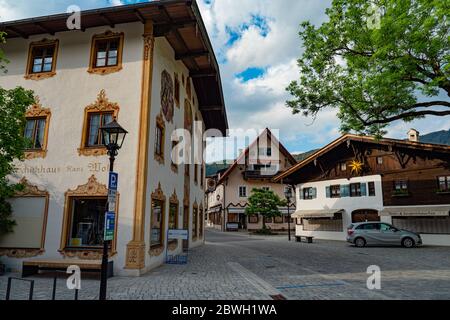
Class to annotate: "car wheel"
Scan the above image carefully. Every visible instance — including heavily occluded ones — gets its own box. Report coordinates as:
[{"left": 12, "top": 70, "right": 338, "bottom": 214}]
[
  {"left": 355, "top": 237, "right": 366, "bottom": 248},
  {"left": 402, "top": 237, "right": 415, "bottom": 248}
]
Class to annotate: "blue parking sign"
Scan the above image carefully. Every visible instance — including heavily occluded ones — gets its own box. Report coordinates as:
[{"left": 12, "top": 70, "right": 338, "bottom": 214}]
[
  {"left": 109, "top": 172, "right": 118, "bottom": 191},
  {"left": 104, "top": 212, "right": 115, "bottom": 241}
]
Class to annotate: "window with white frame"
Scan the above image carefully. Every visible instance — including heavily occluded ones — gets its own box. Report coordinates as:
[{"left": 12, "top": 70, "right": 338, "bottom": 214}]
[{"left": 239, "top": 186, "right": 247, "bottom": 198}]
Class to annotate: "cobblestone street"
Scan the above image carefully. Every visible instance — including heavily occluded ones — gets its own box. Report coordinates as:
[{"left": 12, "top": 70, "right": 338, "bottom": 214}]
[{"left": 1, "top": 228, "right": 450, "bottom": 300}]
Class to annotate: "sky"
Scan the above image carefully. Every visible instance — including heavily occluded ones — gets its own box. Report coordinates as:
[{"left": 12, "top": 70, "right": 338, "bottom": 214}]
[{"left": 1, "top": 0, "right": 449, "bottom": 162}]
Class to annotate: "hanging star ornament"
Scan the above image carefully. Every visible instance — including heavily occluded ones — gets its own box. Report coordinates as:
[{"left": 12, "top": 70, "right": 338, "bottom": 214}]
[{"left": 349, "top": 159, "right": 364, "bottom": 175}]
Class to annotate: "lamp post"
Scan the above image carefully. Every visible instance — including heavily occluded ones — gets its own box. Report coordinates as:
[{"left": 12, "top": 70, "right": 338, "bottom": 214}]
[
  {"left": 284, "top": 186, "right": 293, "bottom": 241},
  {"left": 99, "top": 118, "right": 128, "bottom": 301}
]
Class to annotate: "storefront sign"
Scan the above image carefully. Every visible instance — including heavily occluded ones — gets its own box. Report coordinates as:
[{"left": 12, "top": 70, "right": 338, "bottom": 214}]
[
  {"left": 226, "top": 223, "right": 239, "bottom": 231},
  {"left": 168, "top": 229, "right": 189, "bottom": 240}
]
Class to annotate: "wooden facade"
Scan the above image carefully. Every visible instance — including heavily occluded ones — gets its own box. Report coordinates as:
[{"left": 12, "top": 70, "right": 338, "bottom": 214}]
[{"left": 278, "top": 135, "right": 450, "bottom": 207}]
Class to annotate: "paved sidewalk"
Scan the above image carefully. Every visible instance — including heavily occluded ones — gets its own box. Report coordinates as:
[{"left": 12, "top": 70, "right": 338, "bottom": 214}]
[{"left": 1, "top": 228, "right": 450, "bottom": 300}]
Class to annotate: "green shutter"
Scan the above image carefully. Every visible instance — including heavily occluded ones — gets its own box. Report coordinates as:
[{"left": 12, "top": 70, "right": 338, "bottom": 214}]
[
  {"left": 360, "top": 183, "right": 367, "bottom": 196},
  {"left": 311, "top": 187, "right": 317, "bottom": 199},
  {"left": 299, "top": 189, "right": 304, "bottom": 199},
  {"left": 341, "top": 185, "right": 350, "bottom": 197},
  {"left": 326, "top": 186, "right": 331, "bottom": 198}
]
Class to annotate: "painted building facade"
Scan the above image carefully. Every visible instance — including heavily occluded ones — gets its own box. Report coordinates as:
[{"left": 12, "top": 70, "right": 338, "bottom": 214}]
[
  {"left": 207, "top": 129, "right": 296, "bottom": 232},
  {"left": 275, "top": 132, "right": 450, "bottom": 246},
  {"left": 0, "top": 1, "right": 228, "bottom": 276}
]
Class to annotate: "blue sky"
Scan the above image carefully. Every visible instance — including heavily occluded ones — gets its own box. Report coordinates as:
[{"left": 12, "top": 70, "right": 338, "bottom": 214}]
[{"left": 1, "top": 0, "right": 449, "bottom": 161}]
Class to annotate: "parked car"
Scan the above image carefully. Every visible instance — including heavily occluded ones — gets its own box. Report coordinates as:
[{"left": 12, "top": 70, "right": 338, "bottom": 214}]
[{"left": 347, "top": 222, "right": 422, "bottom": 248}]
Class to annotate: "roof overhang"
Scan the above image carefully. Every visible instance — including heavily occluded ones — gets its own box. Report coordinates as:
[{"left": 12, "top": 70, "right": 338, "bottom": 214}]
[
  {"left": 0, "top": 0, "right": 228, "bottom": 134},
  {"left": 274, "top": 134, "right": 450, "bottom": 183},
  {"left": 292, "top": 209, "right": 345, "bottom": 219},
  {"left": 380, "top": 206, "right": 450, "bottom": 217}
]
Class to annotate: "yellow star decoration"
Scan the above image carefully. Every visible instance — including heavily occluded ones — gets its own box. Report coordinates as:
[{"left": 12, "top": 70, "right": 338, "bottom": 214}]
[{"left": 349, "top": 159, "right": 364, "bottom": 175}]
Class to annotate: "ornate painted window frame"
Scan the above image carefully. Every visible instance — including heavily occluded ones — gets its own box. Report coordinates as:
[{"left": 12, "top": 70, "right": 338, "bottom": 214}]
[
  {"left": 168, "top": 189, "right": 179, "bottom": 250},
  {"left": 78, "top": 90, "right": 120, "bottom": 157},
  {"left": 174, "top": 73, "right": 180, "bottom": 108},
  {"left": 59, "top": 175, "right": 119, "bottom": 260},
  {"left": 25, "top": 38, "right": 59, "bottom": 81},
  {"left": 149, "top": 183, "right": 166, "bottom": 256},
  {"left": 0, "top": 178, "right": 49, "bottom": 258},
  {"left": 24, "top": 97, "right": 52, "bottom": 160},
  {"left": 88, "top": 31, "right": 124, "bottom": 75},
  {"left": 154, "top": 112, "right": 165, "bottom": 165}
]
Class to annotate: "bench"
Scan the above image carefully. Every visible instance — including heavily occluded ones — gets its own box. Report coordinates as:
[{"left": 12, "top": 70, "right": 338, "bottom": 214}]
[
  {"left": 296, "top": 235, "right": 314, "bottom": 243},
  {"left": 22, "top": 259, "right": 113, "bottom": 278}
]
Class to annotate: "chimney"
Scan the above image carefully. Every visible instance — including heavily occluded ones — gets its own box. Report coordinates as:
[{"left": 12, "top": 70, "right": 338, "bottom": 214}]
[{"left": 407, "top": 129, "right": 420, "bottom": 142}]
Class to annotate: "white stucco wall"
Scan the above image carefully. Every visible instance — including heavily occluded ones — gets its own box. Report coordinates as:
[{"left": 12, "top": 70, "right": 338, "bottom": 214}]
[
  {"left": 0, "top": 23, "right": 144, "bottom": 273},
  {"left": 0, "top": 23, "right": 209, "bottom": 274},
  {"left": 295, "top": 175, "right": 384, "bottom": 241}
]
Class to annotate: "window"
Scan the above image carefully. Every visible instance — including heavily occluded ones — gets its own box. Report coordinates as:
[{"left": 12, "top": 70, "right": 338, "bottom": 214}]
[
  {"left": 193, "top": 205, "right": 198, "bottom": 239},
  {"left": 151, "top": 199, "right": 164, "bottom": 248},
  {"left": 274, "top": 216, "right": 283, "bottom": 224},
  {"left": 249, "top": 215, "right": 259, "bottom": 223},
  {"left": 330, "top": 185, "right": 341, "bottom": 198},
  {"left": 24, "top": 118, "right": 46, "bottom": 150},
  {"left": 438, "top": 176, "right": 450, "bottom": 192},
  {"left": 168, "top": 202, "right": 178, "bottom": 230},
  {"left": 171, "top": 140, "right": 178, "bottom": 173},
  {"left": 25, "top": 39, "right": 59, "bottom": 80},
  {"left": 368, "top": 182, "right": 376, "bottom": 196},
  {"left": 194, "top": 164, "right": 198, "bottom": 184},
  {"left": 0, "top": 180, "right": 49, "bottom": 251},
  {"left": 377, "top": 157, "right": 383, "bottom": 165},
  {"left": 356, "top": 223, "right": 380, "bottom": 230},
  {"left": 67, "top": 198, "right": 108, "bottom": 248},
  {"left": 79, "top": 90, "right": 119, "bottom": 156},
  {"left": 199, "top": 207, "right": 204, "bottom": 237},
  {"left": 302, "top": 187, "right": 316, "bottom": 200},
  {"left": 350, "top": 183, "right": 361, "bottom": 197},
  {"left": 380, "top": 223, "right": 395, "bottom": 231},
  {"left": 88, "top": 31, "right": 124, "bottom": 75},
  {"left": 340, "top": 162, "right": 347, "bottom": 171},
  {"left": 200, "top": 165, "right": 204, "bottom": 188},
  {"left": 258, "top": 147, "right": 272, "bottom": 157},
  {"left": 154, "top": 113, "right": 165, "bottom": 164},
  {"left": 394, "top": 180, "right": 409, "bottom": 195},
  {"left": 239, "top": 186, "right": 247, "bottom": 198},
  {"left": 86, "top": 113, "right": 113, "bottom": 147}
]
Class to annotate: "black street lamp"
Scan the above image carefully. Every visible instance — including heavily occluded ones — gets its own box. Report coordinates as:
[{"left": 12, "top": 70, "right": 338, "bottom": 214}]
[
  {"left": 284, "top": 186, "right": 293, "bottom": 242},
  {"left": 99, "top": 118, "right": 128, "bottom": 301}
]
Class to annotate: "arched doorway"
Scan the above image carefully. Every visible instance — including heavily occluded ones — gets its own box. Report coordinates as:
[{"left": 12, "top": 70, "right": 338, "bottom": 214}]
[{"left": 352, "top": 209, "right": 380, "bottom": 223}]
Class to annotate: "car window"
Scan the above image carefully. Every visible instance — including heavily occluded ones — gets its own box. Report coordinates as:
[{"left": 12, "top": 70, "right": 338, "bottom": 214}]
[
  {"left": 358, "top": 223, "right": 379, "bottom": 230},
  {"left": 380, "top": 223, "right": 392, "bottom": 231}
]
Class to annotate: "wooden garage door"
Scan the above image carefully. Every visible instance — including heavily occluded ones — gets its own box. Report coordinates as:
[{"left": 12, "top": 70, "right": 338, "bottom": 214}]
[{"left": 352, "top": 210, "right": 380, "bottom": 223}]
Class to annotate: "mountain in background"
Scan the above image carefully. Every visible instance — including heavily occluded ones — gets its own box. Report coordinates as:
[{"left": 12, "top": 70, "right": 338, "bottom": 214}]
[{"left": 419, "top": 129, "right": 450, "bottom": 145}]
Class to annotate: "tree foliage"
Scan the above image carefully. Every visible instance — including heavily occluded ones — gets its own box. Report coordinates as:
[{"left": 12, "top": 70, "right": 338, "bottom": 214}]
[
  {"left": 0, "top": 32, "right": 35, "bottom": 235},
  {"left": 287, "top": 0, "right": 449, "bottom": 136},
  {"left": 245, "top": 188, "right": 286, "bottom": 230}
]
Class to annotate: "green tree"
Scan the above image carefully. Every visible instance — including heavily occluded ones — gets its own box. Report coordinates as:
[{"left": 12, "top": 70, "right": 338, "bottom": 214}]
[
  {"left": 0, "top": 32, "right": 35, "bottom": 235},
  {"left": 287, "top": 0, "right": 449, "bottom": 136},
  {"left": 245, "top": 188, "right": 286, "bottom": 232}
]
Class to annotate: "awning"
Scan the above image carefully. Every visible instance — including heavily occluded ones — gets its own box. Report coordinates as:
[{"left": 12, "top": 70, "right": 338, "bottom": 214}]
[
  {"left": 292, "top": 209, "right": 345, "bottom": 219},
  {"left": 228, "top": 207, "right": 246, "bottom": 214},
  {"left": 207, "top": 206, "right": 222, "bottom": 214},
  {"left": 380, "top": 206, "right": 450, "bottom": 217}
]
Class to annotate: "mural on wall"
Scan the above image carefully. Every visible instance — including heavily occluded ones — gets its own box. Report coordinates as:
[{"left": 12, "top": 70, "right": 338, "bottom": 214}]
[
  {"left": 186, "top": 77, "right": 192, "bottom": 99},
  {"left": 161, "top": 70, "right": 174, "bottom": 123},
  {"left": 184, "top": 98, "right": 193, "bottom": 133}
]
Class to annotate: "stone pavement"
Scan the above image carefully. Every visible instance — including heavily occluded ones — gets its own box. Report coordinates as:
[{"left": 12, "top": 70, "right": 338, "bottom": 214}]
[{"left": 1, "top": 228, "right": 450, "bottom": 300}]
